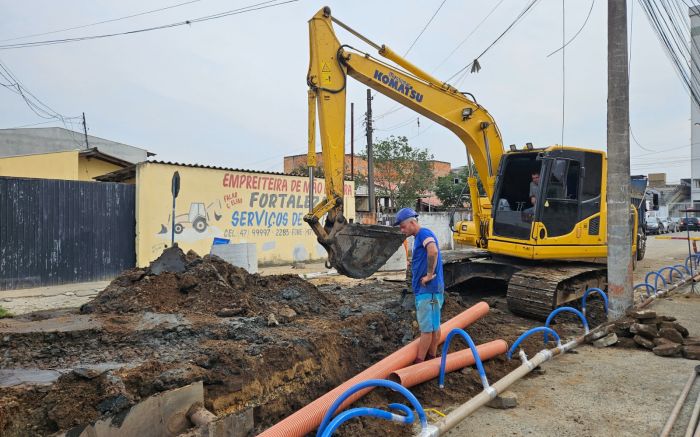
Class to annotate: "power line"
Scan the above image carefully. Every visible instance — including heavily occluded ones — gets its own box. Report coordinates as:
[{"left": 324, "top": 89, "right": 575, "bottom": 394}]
[
  {"left": 547, "top": 0, "right": 595, "bottom": 58},
  {"left": 433, "top": 0, "right": 506, "bottom": 72},
  {"left": 0, "top": 0, "right": 298, "bottom": 50},
  {"left": 0, "top": 57, "right": 84, "bottom": 147},
  {"left": 403, "top": 0, "right": 448, "bottom": 56},
  {"left": 561, "top": 0, "right": 565, "bottom": 147},
  {"left": 446, "top": 0, "right": 542, "bottom": 82},
  {"left": 6, "top": 120, "right": 61, "bottom": 129},
  {"left": 0, "top": 0, "right": 203, "bottom": 43}
]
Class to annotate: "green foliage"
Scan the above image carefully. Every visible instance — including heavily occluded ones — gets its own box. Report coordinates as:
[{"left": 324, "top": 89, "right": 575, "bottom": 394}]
[
  {"left": 434, "top": 164, "right": 484, "bottom": 208},
  {"left": 0, "top": 307, "right": 12, "bottom": 318},
  {"left": 358, "top": 136, "right": 435, "bottom": 209},
  {"left": 288, "top": 164, "right": 325, "bottom": 179}
]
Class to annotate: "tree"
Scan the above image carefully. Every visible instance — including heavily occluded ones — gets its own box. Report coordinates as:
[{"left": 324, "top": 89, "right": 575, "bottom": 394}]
[
  {"left": 357, "top": 135, "right": 435, "bottom": 210},
  {"left": 288, "top": 164, "right": 325, "bottom": 179},
  {"left": 434, "top": 163, "right": 484, "bottom": 208}
]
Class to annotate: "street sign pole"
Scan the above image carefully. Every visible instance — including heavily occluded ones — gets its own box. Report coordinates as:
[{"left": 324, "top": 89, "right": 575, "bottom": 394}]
[{"left": 171, "top": 171, "right": 180, "bottom": 247}]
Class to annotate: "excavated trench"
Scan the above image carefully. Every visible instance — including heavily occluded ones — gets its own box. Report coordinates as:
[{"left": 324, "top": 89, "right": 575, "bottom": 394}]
[{"left": 0, "top": 248, "right": 601, "bottom": 436}]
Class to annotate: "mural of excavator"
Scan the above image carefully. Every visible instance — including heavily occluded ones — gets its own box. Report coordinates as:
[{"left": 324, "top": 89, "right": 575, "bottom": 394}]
[{"left": 158, "top": 201, "right": 222, "bottom": 234}]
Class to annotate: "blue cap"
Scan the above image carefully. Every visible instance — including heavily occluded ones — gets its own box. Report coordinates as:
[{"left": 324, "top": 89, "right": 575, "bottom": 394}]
[{"left": 394, "top": 207, "right": 419, "bottom": 226}]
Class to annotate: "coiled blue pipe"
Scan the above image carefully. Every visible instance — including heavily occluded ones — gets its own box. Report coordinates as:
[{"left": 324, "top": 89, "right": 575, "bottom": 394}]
[
  {"left": 316, "top": 379, "right": 427, "bottom": 437},
  {"left": 657, "top": 266, "right": 685, "bottom": 284},
  {"left": 581, "top": 288, "right": 608, "bottom": 318},
  {"left": 438, "top": 328, "right": 489, "bottom": 390},
  {"left": 633, "top": 282, "right": 656, "bottom": 297},
  {"left": 319, "top": 404, "right": 414, "bottom": 437},
  {"left": 644, "top": 271, "right": 667, "bottom": 292},
  {"left": 674, "top": 263, "right": 691, "bottom": 276},
  {"left": 543, "top": 306, "right": 589, "bottom": 343},
  {"left": 507, "top": 326, "right": 561, "bottom": 360},
  {"left": 684, "top": 254, "right": 700, "bottom": 273}
]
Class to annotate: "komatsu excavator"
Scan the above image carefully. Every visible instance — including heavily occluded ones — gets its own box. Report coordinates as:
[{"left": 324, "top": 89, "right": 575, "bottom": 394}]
[{"left": 304, "top": 6, "right": 642, "bottom": 319}]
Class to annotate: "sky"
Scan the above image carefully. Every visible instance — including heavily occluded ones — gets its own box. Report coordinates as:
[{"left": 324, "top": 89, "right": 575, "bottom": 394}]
[{"left": 0, "top": 0, "right": 693, "bottom": 183}]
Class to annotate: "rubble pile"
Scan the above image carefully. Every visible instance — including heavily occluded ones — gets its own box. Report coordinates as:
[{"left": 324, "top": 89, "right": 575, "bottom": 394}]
[
  {"left": 81, "top": 246, "right": 334, "bottom": 318},
  {"left": 612, "top": 310, "right": 700, "bottom": 359}
]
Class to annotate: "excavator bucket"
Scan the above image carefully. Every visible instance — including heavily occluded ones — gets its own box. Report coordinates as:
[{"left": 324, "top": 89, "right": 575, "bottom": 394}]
[{"left": 324, "top": 222, "right": 406, "bottom": 278}]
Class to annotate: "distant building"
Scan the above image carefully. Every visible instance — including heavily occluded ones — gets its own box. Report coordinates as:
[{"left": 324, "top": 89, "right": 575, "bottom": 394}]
[
  {"left": 284, "top": 152, "right": 451, "bottom": 213},
  {"left": 0, "top": 127, "right": 153, "bottom": 181},
  {"left": 0, "top": 127, "right": 152, "bottom": 164},
  {"left": 0, "top": 148, "right": 134, "bottom": 182},
  {"left": 641, "top": 172, "right": 691, "bottom": 217},
  {"left": 648, "top": 172, "right": 667, "bottom": 188},
  {"left": 283, "top": 152, "right": 451, "bottom": 179}
]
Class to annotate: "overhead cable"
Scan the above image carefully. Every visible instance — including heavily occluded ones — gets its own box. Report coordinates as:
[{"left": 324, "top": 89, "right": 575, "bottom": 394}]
[{"left": 0, "top": 0, "right": 298, "bottom": 50}]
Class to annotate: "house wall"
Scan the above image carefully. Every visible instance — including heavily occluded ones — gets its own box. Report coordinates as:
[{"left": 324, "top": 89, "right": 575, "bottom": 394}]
[
  {"left": 78, "top": 156, "right": 124, "bottom": 181},
  {"left": 135, "top": 162, "right": 355, "bottom": 267},
  {"left": 0, "top": 150, "right": 78, "bottom": 180}
]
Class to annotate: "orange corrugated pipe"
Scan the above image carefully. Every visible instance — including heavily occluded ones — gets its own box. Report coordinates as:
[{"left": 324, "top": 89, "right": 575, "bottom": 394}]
[
  {"left": 257, "top": 302, "right": 490, "bottom": 437},
  {"left": 389, "top": 339, "right": 508, "bottom": 388}
]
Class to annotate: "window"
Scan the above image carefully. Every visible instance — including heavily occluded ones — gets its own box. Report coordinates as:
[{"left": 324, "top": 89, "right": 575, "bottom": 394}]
[
  {"left": 545, "top": 159, "right": 579, "bottom": 200},
  {"left": 581, "top": 153, "right": 602, "bottom": 201}
]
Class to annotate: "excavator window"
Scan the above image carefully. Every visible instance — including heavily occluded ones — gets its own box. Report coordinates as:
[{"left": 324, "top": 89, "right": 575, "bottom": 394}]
[
  {"left": 492, "top": 153, "right": 542, "bottom": 239},
  {"left": 540, "top": 158, "right": 581, "bottom": 237}
]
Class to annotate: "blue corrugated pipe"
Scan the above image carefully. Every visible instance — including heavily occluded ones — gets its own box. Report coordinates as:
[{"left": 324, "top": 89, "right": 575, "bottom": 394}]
[
  {"left": 581, "top": 288, "right": 608, "bottom": 318},
  {"left": 674, "top": 263, "right": 691, "bottom": 276},
  {"left": 320, "top": 404, "right": 413, "bottom": 437},
  {"left": 316, "top": 379, "right": 428, "bottom": 437},
  {"left": 657, "top": 266, "right": 685, "bottom": 284},
  {"left": 543, "top": 306, "right": 589, "bottom": 344},
  {"left": 438, "top": 328, "right": 489, "bottom": 391},
  {"left": 645, "top": 271, "right": 667, "bottom": 292},
  {"left": 634, "top": 282, "right": 656, "bottom": 297},
  {"left": 507, "top": 326, "right": 562, "bottom": 360},
  {"left": 684, "top": 254, "right": 700, "bottom": 273}
]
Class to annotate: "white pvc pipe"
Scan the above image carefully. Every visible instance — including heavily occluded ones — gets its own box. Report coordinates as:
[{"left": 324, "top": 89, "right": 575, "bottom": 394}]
[
  {"left": 661, "top": 370, "right": 697, "bottom": 437},
  {"left": 687, "top": 389, "right": 700, "bottom": 437},
  {"left": 421, "top": 273, "right": 699, "bottom": 437}
]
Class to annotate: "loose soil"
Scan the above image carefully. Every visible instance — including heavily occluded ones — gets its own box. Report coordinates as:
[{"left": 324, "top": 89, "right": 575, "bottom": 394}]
[{"left": 0, "top": 247, "right": 604, "bottom": 436}]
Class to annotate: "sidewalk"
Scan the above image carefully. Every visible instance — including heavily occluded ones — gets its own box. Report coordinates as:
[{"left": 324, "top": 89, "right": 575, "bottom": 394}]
[{"left": 0, "top": 281, "right": 109, "bottom": 316}]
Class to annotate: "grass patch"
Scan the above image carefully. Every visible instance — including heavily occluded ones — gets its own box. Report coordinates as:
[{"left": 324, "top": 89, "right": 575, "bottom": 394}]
[{"left": 0, "top": 306, "right": 12, "bottom": 318}]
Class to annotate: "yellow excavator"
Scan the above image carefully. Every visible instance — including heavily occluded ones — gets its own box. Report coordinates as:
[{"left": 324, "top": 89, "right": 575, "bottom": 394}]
[{"left": 304, "top": 7, "right": 641, "bottom": 319}]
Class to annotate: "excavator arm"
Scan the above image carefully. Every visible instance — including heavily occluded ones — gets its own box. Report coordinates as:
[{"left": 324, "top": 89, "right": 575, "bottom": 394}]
[{"left": 305, "top": 6, "right": 505, "bottom": 277}]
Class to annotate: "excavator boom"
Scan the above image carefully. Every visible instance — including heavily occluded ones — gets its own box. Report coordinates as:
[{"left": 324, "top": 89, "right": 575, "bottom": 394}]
[{"left": 305, "top": 6, "right": 503, "bottom": 276}]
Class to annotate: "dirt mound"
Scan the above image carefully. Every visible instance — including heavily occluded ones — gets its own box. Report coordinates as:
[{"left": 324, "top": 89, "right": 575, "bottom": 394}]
[{"left": 81, "top": 246, "right": 335, "bottom": 317}]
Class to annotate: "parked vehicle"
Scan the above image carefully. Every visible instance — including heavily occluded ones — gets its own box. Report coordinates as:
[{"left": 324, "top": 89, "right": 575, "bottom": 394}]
[
  {"left": 680, "top": 217, "right": 700, "bottom": 231},
  {"left": 645, "top": 218, "right": 662, "bottom": 235},
  {"left": 659, "top": 218, "right": 671, "bottom": 234},
  {"left": 670, "top": 217, "right": 681, "bottom": 232}
]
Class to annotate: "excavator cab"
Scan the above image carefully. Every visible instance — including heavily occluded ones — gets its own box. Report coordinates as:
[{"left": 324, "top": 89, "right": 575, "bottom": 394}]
[{"left": 490, "top": 148, "right": 606, "bottom": 258}]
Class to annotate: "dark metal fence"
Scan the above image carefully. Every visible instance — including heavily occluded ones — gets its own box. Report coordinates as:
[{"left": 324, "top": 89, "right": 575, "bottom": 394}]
[{"left": 0, "top": 177, "right": 135, "bottom": 290}]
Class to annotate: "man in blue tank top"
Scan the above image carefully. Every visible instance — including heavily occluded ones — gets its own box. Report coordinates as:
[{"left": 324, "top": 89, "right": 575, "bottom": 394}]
[{"left": 394, "top": 207, "right": 445, "bottom": 364}]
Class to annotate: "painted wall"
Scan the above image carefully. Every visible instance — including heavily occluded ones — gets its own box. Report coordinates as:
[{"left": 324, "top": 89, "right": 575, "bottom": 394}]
[
  {"left": 78, "top": 156, "right": 123, "bottom": 181},
  {"left": 135, "top": 162, "right": 355, "bottom": 267},
  {"left": 0, "top": 150, "right": 78, "bottom": 180}
]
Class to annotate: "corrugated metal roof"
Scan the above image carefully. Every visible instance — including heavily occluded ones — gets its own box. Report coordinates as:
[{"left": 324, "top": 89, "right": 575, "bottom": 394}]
[{"left": 146, "top": 160, "right": 287, "bottom": 176}]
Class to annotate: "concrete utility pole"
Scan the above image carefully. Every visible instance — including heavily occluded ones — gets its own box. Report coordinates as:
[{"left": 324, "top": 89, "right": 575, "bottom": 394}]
[
  {"left": 607, "top": 0, "right": 633, "bottom": 320},
  {"left": 366, "top": 89, "right": 376, "bottom": 215},
  {"left": 82, "top": 112, "right": 89, "bottom": 149}
]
